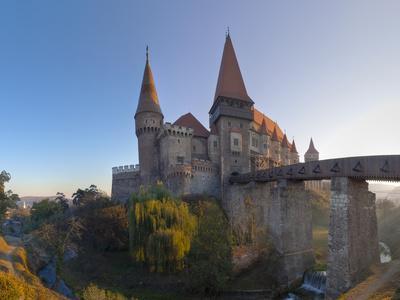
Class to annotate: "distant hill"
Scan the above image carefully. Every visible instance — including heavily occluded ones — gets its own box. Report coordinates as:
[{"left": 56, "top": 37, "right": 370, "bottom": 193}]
[
  {"left": 369, "top": 184, "right": 397, "bottom": 199},
  {"left": 387, "top": 186, "right": 400, "bottom": 205},
  {"left": 19, "top": 196, "right": 56, "bottom": 208}
]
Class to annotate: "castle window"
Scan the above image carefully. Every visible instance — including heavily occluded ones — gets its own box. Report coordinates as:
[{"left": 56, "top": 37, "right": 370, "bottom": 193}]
[
  {"left": 177, "top": 139, "right": 180, "bottom": 144},
  {"left": 240, "top": 123, "right": 243, "bottom": 128},
  {"left": 233, "top": 138, "right": 239, "bottom": 146},
  {"left": 213, "top": 140, "right": 217, "bottom": 148},
  {"left": 193, "top": 145, "right": 196, "bottom": 151},
  {"left": 228, "top": 121, "right": 231, "bottom": 127},
  {"left": 251, "top": 137, "right": 258, "bottom": 147},
  {"left": 177, "top": 156, "right": 184, "bottom": 164}
]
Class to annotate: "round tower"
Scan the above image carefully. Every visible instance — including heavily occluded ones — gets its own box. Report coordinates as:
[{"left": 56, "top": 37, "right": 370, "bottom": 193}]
[{"left": 135, "top": 48, "right": 164, "bottom": 185}]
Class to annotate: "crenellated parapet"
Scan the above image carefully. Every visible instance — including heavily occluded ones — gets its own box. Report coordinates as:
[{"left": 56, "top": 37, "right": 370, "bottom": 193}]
[
  {"left": 159, "top": 123, "right": 194, "bottom": 138},
  {"left": 166, "top": 163, "right": 192, "bottom": 178},
  {"left": 112, "top": 164, "right": 140, "bottom": 174},
  {"left": 192, "top": 159, "right": 217, "bottom": 173}
]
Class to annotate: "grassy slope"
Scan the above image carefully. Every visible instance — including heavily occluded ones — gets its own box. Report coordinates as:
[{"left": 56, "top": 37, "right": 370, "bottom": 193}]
[
  {"left": 0, "top": 235, "right": 63, "bottom": 300},
  {"left": 312, "top": 226, "right": 328, "bottom": 270}
]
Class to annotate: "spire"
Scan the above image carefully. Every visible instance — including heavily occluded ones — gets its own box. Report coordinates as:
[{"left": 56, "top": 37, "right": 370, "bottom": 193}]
[
  {"left": 259, "top": 118, "right": 268, "bottom": 135},
  {"left": 214, "top": 33, "right": 252, "bottom": 103},
  {"left": 291, "top": 139, "right": 298, "bottom": 153},
  {"left": 305, "top": 138, "right": 319, "bottom": 154},
  {"left": 271, "top": 124, "right": 279, "bottom": 142},
  {"left": 135, "top": 47, "right": 163, "bottom": 117},
  {"left": 281, "top": 134, "right": 290, "bottom": 148}
]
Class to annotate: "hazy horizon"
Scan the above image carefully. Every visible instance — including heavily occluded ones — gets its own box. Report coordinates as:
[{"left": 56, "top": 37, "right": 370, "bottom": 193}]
[{"left": 1, "top": 1, "right": 400, "bottom": 197}]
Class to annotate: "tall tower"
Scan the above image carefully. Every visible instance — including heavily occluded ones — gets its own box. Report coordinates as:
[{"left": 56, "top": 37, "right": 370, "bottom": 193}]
[
  {"left": 304, "top": 138, "right": 319, "bottom": 162},
  {"left": 209, "top": 33, "right": 254, "bottom": 189},
  {"left": 135, "top": 48, "right": 164, "bottom": 185}
]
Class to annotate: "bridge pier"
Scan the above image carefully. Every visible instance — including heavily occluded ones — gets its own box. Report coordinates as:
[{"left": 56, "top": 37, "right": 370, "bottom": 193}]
[
  {"left": 269, "top": 179, "right": 314, "bottom": 286},
  {"left": 326, "top": 177, "right": 379, "bottom": 299}
]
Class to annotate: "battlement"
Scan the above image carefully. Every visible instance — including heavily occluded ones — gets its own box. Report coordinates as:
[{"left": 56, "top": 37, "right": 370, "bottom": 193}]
[
  {"left": 192, "top": 159, "right": 216, "bottom": 173},
  {"left": 166, "top": 163, "right": 192, "bottom": 178},
  {"left": 162, "top": 123, "right": 194, "bottom": 137},
  {"left": 112, "top": 164, "right": 140, "bottom": 174}
]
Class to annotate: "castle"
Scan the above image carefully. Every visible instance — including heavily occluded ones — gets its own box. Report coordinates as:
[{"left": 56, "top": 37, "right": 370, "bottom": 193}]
[{"left": 112, "top": 34, "right": 319, "bottom": 202}]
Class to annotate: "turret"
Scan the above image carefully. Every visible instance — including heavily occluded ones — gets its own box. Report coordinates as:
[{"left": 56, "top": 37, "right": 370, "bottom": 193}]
[
  {"left": 281, "top": 133, "right": 290, "bottom": 165},
  {"left": 304, "top": 138, "right": 319, "bottom": 162},
  {"left": 259, "top": 119, "right": 270, "bottom": 156},
  {"left": 290, "top": 139, "right": 299, "bottom": 164},
  {"left": 135, "top": 47, "right": 164, "bottom": 185},
  {"left": 271, "top": 124, "right": 281, "bottom": 166}
]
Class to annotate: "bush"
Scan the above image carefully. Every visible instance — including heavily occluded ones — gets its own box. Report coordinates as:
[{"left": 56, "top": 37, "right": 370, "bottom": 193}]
[
  {"left": 30, "top": 199, "right": 64, "bottom": 228},
  {"left": 187, "top": 199, "right": 233, "bottom": 294},
  {"left": 82, "top": 283, "right": 129, "bottom": 300}
]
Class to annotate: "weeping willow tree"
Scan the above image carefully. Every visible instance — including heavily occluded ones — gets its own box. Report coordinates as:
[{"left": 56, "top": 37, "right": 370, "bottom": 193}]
[{"left": 129, "top": 184, "right": 196, "bottom": 272}]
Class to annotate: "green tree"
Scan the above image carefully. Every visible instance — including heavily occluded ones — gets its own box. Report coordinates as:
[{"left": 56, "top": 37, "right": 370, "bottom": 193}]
[
  {"left": 0, "top": 170, "right": 11, "bottom": 194},
  {"left": 129, "top": 184, "right": 196, "bottom": 272},
  {"left": 187, "top": 199, "right": 233, "bottom": 294},
  {"left": 55, "top": 192, "right": 69, "bottom": 212},
  {"left": 30, "top": 199, "right": 64, "bottom": 226},
  {"left": 0, "top": 171, "right": 19, "bottom": 218},
  {"left": 72, "top": 185, "right": 104, "bottom": 206}
]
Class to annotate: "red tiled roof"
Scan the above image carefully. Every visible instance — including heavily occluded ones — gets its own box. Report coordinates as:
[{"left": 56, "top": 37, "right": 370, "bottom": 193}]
[
  {"left": 281, "top": 134, "right": 290, "bottom": 148},
  {"left": 214, "top": 34, "right": 252, "bottom": 102},
  {"left": 253, "top": 108, "right": 284, "bottom": 141},
  {"left": 174, "top": 113, "right": 210, "bottom": 138},
  {"left": 135, "top": 54, "right": 163, "bottom": 117}
]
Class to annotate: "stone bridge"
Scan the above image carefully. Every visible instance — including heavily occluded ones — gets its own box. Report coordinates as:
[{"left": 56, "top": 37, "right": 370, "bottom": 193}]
[{"left": 225, "top": 155, "right": 400, "bottom": 299}]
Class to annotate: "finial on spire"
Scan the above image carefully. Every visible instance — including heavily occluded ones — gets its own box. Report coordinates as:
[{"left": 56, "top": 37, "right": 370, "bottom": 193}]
[
  {"left": 226, "top": 26, "right": 230, "bottom": 37},
  {"left": 146, "top": 45, "right": 149, "bottom": 62}
]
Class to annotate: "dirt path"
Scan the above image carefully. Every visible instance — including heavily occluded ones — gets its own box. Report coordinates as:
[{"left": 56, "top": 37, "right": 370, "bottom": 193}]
[
  {"left": 342, "top": 260, "right": 400, "bottom": 299},
  {"left": 0, "top": 235, "right": 22, "bottom": 275}
]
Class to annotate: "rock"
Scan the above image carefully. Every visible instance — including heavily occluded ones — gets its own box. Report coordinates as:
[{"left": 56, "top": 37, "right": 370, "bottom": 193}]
[
  {"left": 23, "top": 234, "right": 52, "bottom": 273},
  {"left": 1, "top": 219, "right": 22, "bottom": 237},
  {"left": 38, "top": 259, "right": 57, "bottom": 288},
  {"left": 55, "top": 279, "right": 74, "bottom": 299},
  {"left": 63, "top": 246, "right": 78, "bottom": 262}
]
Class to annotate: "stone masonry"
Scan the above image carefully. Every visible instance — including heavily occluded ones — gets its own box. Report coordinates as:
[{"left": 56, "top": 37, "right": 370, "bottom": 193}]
[
  {"left": 111, "top": 34, "right": 303, "bottom": 202},
  {"left": 326, "top": 177, "right": 379, "bottom": 299},
  {"left": 224, "top": 179, "right": 314, "bottom": 287}
]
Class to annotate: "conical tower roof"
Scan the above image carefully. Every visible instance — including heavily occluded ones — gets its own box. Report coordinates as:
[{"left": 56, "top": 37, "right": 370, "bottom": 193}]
[
  {"left": 305, "top": 138, "right": 319, "bottom": 155},
  {"left": 259, "top": 118, "right": 268, "bottom": 135},
  {"left": 214, "top": 33, "right": 252, "bottom": 103},
  {"left": 291, "top": 139, "right": 298, "bottom": 153},
  {"left": 271, "top": 124, "right": 279, "bottom": 142},
  {"left": 135, "top": 48, "right": 163, "bottom": 117},
  {"left": 281, "top": 134, "right": 290, "bottom": 148}
]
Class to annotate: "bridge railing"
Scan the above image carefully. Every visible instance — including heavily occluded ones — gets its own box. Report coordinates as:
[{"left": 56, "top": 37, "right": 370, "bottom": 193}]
[{"left": 230, "top": 155, "right": 400, "bottom": 184}]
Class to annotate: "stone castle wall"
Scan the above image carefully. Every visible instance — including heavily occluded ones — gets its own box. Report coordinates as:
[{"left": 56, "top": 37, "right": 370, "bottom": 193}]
[
  {"left": 111, "top": 170, "right": 141, "bottom": 203},
  {"left": 224, "top": 179, "right": 314, "bottom": 286}
]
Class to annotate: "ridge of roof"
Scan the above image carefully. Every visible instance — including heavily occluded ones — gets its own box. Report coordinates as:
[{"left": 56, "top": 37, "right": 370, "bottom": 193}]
[{"left": 174, "top": 113, "right": 210, "bottom": 138}]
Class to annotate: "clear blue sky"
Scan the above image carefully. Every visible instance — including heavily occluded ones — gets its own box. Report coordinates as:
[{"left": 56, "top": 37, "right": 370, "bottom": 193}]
[{"left": 1, "top": 1, "right": 400, "bottom": 197}]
